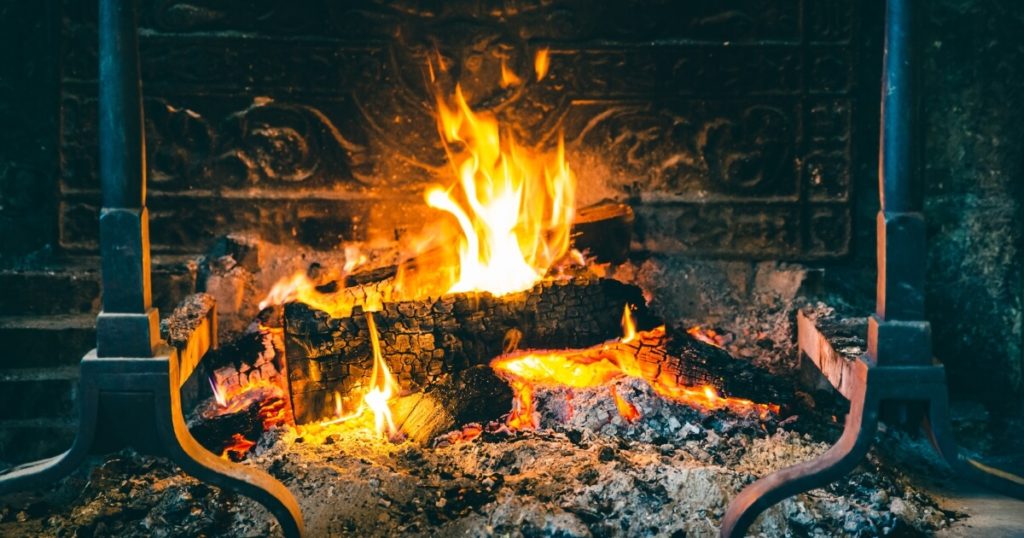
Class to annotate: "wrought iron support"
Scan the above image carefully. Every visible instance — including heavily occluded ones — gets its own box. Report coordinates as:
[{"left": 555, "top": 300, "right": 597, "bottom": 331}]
[
  {"left": 0, "top": 0, "right": 304, "bottom": 535},
  {"left": 720, "top": 0, "right": 1023, "bottom": 535}
]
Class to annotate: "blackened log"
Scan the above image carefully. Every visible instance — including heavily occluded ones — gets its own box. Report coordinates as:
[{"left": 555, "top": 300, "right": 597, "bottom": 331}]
[
  {"left": 494, "top": 325, "right": 792, "bottom": 409},
  {"left": 187, "top": 400, "right": 263, "bottom": 456},
  {"left": 571, "top": 202, "right": 634, "bottom": 264},
  {"left": 284, "top": 276, "right": 652, "bottom": 423},
  {"left": 391, "top": 365, "right": 513, "bottom": 445}
]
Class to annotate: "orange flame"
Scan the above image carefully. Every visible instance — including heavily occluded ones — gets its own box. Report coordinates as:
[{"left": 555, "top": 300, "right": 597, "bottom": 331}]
[
  {"left": 500, "top": 58, "right": 522, "bottom": 88},
  {"left": 610, "top": 385, "right": 641, "bottom": 422},
  {"left": 492, "top": 307, "right": 778, "bottom": 429},
  {"left": 534, "top": 48, "right": 550, "bottom": 81},
  {"left": 426, "top": 84, "right": 576, "bottom": 297}
]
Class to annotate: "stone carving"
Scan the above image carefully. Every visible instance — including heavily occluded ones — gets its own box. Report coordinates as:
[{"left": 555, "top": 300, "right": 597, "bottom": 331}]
[{"left": 58, "top": 0, "right": 862, "bottom": 259}]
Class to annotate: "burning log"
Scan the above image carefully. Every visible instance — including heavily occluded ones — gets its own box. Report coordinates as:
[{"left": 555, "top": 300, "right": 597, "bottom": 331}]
[
  {"left": 187, "top": 398, "right": 264, "bottom": 460},
  {"left": 491, "top": 324, "right": 788, "bottom": 429},
  {"left": 391, "top": 365, "right": 513, "bottom": 445},
  {"left": 284, "top": 275, "right": 651, "bottom": 423}
]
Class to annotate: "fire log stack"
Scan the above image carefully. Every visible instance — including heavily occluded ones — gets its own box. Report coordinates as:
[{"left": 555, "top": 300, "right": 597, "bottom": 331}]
[{"left": 284, "top": 274, "right": 650, "bottom": 423}]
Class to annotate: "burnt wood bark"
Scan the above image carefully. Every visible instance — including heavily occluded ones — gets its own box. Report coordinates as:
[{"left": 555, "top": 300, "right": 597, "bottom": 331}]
[
  {"left": 186, "top": 400, "right": 264, "bottom": 457},
  {"left": 391, "top": 365, "right": 513, "bottom": 445},
  {"left": 284, "top": 276, "right": 651, "bottom": 423}
]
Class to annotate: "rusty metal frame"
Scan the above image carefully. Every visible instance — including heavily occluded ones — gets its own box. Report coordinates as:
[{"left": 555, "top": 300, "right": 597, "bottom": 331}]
[
  {"left": 0, "top": 0, "right": 304, "bottom": 535},
  {"left": 720, "top": 0, "right": 1024, "bottom": 535}
]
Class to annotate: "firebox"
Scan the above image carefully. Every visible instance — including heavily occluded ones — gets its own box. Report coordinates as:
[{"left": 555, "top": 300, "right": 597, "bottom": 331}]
[{"left": 1, "top": 1, "right": 1023, "bottom": 537}]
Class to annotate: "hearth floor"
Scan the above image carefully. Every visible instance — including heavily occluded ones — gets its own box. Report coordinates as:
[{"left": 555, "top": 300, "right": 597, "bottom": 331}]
[{"left": 0, "top": 379, "right": 959, "bottom": 537}]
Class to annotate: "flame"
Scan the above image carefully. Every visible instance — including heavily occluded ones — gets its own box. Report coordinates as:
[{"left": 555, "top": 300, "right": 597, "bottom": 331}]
[
  {"left": 492, "top": 307, "right": 778, "bottom": 429},
  {"left": 209, "top": 376, "right": 227, "bottom": 407},
  {"left": 426, "top": 84, "right": 576, "bottom": 297},
  {"left": 364, "top": 311, "right": 400, "bottom": 437},
  {"left": 610, "top": 385, "right": 640, "bottom": 422},
  {"left": 621, "top": 304, "right": 636, "bottom": 344},
  {"left": 500, "top": 58, "right": 522, "bottom": 88},
  {"left": 258, "top": 244, "right": 371, "bottom": 317},
  {"left": 534, "top": 48, "right": 550, "bottom": 81},
  {"left": 317, "top": 311, "right": 401, "bottom": 439}
]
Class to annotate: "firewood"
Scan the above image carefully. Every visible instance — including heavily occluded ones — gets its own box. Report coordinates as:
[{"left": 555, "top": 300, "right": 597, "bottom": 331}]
[
  {"left": 187, "top": 399, "right": 264, "bottom": 456},
  {"left": 283, "top": 275, "right": 652, "bottom": 423},
  {"left": 390, "top": 365, "right": 513, "bottom": 445},
  {"left": 493, "top": 325, "right": 792, "bottom": 408},
  {"left": 571, "top": 201, "right": 634, "bottom": 263}
]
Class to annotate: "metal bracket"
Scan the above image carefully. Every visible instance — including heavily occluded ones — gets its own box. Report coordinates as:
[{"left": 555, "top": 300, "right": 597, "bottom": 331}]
[
  {"left": 0, "top": 349, "right": 305, "bottom": 537},
  {"left": 720, "top": 356, "right": 1024, "bottom": 537}
]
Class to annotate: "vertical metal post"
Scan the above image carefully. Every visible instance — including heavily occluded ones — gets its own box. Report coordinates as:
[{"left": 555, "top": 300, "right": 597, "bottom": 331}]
[
  {"left": 868, "top": 0, "right": 932, "bottom": 366},
  {"left": 96, "top": 0, "right": 159, "bottom": 357}
]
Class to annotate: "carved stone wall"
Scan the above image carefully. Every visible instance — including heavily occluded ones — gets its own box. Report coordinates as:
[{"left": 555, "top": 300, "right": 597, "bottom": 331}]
[{"left": 58, "top": 0, "right": 871, "bottom": 259}]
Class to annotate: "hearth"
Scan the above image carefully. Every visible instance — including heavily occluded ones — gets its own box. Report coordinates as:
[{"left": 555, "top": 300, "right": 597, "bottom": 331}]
[{"left": 1, "top": 1, "right": 1023, "bottom": 537}]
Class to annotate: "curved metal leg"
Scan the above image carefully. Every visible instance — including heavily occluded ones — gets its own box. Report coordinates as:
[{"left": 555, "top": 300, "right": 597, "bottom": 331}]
[
  {"left": 157, "top": 351, "right": 305, "bottom": 538},
  {"left": 720, "top": 380, "right": 879, "bottom": 537},
  {"left": 0, "top": 351, "right": 305, "bottom": 537}
]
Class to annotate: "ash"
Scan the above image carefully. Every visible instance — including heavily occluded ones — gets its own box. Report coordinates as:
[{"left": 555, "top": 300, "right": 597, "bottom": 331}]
[{"left": 0, "top": 378, "right": 954, "bottom": 537}]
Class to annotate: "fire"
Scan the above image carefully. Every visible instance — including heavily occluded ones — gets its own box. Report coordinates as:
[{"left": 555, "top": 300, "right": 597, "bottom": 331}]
[
  {"left": 363, "top": 311, "right": 400, "bottom": 437},
  {"left": 209, "top": 376, "right": 227, "bottom": 407},
  {"left": 534, "top": 48, "right": 550, "bottom": 81},
  {"left": 426, "top": 84, "right": 576, "bottom": 297},
  {"left": 317, "top": 311, "right": 401, "bottom": 439},
  {"left": 610, "top": 385, "right": 640, "bottom": 422},
  {"left": 221, "top": 433, "right": 256, "bottom": 461},
  {"left": 621, "top": 304, "right": 636, "bottom": 344},
  {"left": 491, "top": 306, "right": 778, "bottom": 429}
]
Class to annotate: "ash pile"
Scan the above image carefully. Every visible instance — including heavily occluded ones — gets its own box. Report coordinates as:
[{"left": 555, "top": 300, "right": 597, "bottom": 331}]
[{"left": 0, "top": 378, "right": 956, "bottom": 537}]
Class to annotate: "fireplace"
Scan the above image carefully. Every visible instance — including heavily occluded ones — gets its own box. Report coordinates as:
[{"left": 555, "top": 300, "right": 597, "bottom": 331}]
[{"left": 1, "top": 1, "right": 1023, "bottom": 537}]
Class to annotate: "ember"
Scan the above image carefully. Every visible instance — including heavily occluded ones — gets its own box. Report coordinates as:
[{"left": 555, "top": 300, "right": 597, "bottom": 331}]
[{"left": 491, "top": 307, "right": 778, "bottom": 430}]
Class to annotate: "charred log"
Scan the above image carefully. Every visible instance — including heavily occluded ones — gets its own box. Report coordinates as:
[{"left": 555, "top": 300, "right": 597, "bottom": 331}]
[
  {"left": 571, "top": 202, "right": 634, "bottom": 264},
  {"left": 284, "top": 276, "right": 651, "bottom": 423},
  {"left": 391, "top": 365, "right": 513, "bottom": 445},
  {"left": 187, "top": 399, "right": 264, "bottom": 458}
]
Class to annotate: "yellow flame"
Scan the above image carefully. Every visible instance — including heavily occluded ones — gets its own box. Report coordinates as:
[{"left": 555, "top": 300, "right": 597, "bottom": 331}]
[
  {"left": 364, "top": 311, "right": 399, "bottom": 437},
  {"left": 621, "top": 304, "right": 637, "bottom": 344},
  {"left": 500, "top": 58, "right": 522, "bottom": 88},
  {"left": 428, "top": 84, "right": 576, "bottom": 296},
  {"left": 534, "top": 48, "right": 550, "bottom": 81}
]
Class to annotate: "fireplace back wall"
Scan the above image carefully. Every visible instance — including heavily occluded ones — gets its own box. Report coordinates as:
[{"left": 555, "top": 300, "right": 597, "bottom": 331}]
[{"left": 56, "top": 0, "right": 869, "bottom": 259}]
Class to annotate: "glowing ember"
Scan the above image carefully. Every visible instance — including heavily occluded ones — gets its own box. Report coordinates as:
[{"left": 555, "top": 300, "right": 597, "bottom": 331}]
[
  {"left": 687, "top": 326, "right": 726, "bottom": 348},
  {"left": 425, "top": 82, "right": 576, "bottom": 297},
  {"left": 491, "top": 306, "right": 778, "bottom": 429},
  {"left": 221, "top": 433, "right": 256, "bottom": 461},
  {"left": 610, "top": 385, "right": 641, "bottom": 422}
]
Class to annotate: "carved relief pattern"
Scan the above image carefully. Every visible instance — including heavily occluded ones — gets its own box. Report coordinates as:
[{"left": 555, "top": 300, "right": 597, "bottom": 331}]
[{"left": 58, "top": 0, "right": 860, "bottom": 258}]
